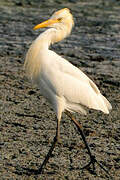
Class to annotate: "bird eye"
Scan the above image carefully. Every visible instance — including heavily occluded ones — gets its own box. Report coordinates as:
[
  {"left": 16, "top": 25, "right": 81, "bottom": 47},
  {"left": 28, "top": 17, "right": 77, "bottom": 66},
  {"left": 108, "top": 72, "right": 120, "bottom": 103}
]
[{"left": 58, "top": 17, "right": 62, "bottom": 21}]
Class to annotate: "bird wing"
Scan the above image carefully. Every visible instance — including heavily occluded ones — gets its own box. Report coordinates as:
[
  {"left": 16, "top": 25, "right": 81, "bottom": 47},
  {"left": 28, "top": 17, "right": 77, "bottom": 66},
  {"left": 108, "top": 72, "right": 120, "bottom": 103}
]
[{"left": 39, "top": 51, "right": 111, "bottom": 114}]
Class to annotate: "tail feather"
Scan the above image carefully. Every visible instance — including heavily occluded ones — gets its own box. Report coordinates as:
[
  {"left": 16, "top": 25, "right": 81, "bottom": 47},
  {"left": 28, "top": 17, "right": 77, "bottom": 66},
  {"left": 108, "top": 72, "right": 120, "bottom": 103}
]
[
  {"left": 66, "top": 93, "right": 112, "bottom": 115},
  {"left": 91, "top": 93, "right": 112, "bottom": 114},
  {"left": 100, "top": 94, "right": 112, "bottom": 111}
]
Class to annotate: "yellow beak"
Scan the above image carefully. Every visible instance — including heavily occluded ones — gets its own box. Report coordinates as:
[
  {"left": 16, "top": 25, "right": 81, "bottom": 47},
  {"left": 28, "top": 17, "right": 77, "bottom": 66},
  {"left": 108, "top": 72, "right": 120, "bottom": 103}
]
[{"left": 33, "top": 19, "right": 59, "bottom": 30}]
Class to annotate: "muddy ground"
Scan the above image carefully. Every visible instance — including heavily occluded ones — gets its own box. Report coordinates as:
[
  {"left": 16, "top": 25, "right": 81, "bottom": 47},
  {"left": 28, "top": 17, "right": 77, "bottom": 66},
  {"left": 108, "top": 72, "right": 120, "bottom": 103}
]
[{"left": 0, "top": 0, "right": 120, "bottom": 179}]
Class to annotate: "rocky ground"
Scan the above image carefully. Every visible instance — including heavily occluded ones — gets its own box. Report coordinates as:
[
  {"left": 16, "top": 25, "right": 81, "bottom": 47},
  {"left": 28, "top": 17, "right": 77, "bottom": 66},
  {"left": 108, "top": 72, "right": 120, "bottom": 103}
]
[{"left": 0, "top": 0, "right": 120, "bottom": 179}]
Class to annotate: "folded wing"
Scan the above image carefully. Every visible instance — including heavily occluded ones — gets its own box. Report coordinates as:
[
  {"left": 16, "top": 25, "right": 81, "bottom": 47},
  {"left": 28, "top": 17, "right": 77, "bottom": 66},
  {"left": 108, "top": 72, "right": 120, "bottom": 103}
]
[{"left": 39, "top": 52, "right": 112, "bottom": 114}]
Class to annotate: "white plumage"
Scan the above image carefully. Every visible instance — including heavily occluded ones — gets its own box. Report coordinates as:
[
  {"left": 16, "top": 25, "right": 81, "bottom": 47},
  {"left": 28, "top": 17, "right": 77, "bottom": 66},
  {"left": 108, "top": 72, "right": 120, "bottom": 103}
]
[{"left": 24, "top": 8, "right": 112, "bottom": 141}]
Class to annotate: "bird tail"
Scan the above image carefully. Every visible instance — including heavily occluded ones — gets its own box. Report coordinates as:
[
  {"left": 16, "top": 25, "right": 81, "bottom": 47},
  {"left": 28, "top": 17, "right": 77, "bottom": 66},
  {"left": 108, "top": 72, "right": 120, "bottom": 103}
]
[
  {"left": 66, "top": 94, "right": 112, "bottom": 115},
  {"left": 99, "top": 94, "right": 112, "bottom": 113}
]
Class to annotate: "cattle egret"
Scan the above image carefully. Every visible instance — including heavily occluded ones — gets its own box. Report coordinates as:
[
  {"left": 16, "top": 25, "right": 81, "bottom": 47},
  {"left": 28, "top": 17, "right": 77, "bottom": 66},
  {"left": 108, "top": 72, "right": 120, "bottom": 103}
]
[{"left": 24, "top": 8, "right": 112, "bottom": 174}]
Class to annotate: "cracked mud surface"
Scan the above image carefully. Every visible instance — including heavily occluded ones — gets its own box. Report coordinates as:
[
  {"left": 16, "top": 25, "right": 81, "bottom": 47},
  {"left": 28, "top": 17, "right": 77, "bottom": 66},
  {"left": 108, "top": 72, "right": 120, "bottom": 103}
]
[{"left": 0, "top": 0, "right": 120, "bottom": 179}]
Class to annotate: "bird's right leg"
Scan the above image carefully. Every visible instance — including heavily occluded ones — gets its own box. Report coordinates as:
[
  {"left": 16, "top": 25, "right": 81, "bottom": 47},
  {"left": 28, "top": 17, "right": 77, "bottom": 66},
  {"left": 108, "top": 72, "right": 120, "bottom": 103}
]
[
  {"left": 38, "top": 135, "right": 57, "bottom": 174},
  {"left": 56, "top": 118, "right": 62, "bottom": 143},
  {"left": 38, "top": 117, "right": 61, "bottom": 174}
]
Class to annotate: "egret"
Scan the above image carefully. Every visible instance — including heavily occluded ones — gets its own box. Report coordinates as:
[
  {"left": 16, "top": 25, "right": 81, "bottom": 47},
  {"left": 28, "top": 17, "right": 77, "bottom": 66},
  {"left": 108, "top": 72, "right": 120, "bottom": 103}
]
[{"left": 24, "top": 8, "right": 112, "bottom": 174}]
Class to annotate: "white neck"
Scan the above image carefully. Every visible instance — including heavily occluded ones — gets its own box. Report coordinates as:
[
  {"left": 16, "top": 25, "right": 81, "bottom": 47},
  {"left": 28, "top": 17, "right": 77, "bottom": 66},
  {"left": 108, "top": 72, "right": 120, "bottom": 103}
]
[
  {"left": 34, "top": 25, "right": 72, "bottom": 50},
  {"left": 24, "top": 25, "right": 73, "bottom": 81}
]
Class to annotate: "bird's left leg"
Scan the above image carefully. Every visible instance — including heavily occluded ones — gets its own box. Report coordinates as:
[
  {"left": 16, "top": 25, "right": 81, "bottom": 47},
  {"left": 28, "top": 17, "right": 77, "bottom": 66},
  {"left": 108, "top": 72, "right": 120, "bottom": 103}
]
[
  {"left": 65, "top": 111, "right": 96, "bottom": 171},
  {"left": 65, "top": 111, "right": 110, "bottom": 176}
]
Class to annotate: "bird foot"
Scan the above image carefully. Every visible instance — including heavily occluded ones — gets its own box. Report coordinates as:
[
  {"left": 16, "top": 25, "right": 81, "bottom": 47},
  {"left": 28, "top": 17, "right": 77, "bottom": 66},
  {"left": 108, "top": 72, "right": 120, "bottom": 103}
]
[
  {"left": 81, "top": 155, "right": 97, "bottom": 174},
  {"left": 81, "top": 155, "right": 112, "bottom": 178}
]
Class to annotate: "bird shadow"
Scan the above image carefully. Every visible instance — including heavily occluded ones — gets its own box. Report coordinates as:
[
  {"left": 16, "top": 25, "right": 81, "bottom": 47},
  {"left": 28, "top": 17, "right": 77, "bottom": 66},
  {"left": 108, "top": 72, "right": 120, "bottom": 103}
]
[
  {"left": 14, "top": 166, "right": 57, "bottom": 176},
  {"left": 14, "top": 166, "right": 43, "bottom": 176},
  {"left": 14, "top": 164, "right": 101, "bottom": 177}
]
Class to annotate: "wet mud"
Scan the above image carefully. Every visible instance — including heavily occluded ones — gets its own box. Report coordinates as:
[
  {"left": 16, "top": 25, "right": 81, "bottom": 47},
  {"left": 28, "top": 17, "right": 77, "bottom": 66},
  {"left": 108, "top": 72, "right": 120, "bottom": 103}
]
[{"left": 0, "top": 0, "right": 120, "bottom": 179}]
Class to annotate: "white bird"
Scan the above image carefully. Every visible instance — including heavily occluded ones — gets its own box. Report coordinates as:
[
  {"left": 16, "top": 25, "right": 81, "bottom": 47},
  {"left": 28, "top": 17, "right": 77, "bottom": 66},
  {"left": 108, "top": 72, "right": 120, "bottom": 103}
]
[{"left": 24, "top": 8, "right": 112, "bottom": 172}]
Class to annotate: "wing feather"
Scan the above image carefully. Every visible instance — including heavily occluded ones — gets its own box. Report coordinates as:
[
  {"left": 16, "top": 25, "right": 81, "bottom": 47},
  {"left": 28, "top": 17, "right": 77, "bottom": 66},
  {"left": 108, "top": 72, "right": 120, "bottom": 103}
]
[{"left": 38, "top": 51, "right": 111, "bottom": 114}]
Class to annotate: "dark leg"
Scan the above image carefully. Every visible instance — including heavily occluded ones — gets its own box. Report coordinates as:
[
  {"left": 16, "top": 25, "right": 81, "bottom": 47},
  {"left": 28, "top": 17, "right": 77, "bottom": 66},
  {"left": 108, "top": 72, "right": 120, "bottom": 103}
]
[
  {"left": 38, "top": 119, "right": 60, "bottom": 174},
  {"left": 38, "top": 135, "right": 57, "bottom": 174},
  {"left": 65, "top": 111, "right": 112, "bottom": 177},
  {"left": 65, "top": 111, "right": 96, "bottom": 170}
]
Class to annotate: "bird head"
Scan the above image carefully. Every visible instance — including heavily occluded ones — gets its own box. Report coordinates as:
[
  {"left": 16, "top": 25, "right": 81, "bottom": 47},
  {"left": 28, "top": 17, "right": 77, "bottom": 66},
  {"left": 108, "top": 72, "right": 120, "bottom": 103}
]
[{"left": 33, "top": 8, "right": 74, "bottom": 31}]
